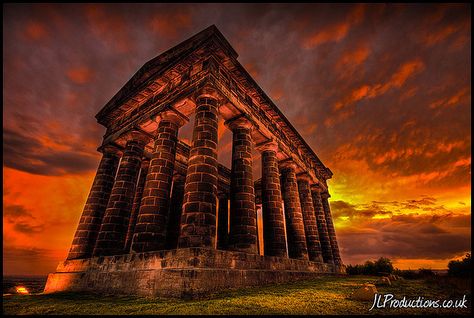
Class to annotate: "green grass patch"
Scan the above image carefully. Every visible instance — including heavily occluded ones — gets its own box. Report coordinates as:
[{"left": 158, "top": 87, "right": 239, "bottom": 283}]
[{"left": 3, "top": 275, "right": 471, "bottom": 315}]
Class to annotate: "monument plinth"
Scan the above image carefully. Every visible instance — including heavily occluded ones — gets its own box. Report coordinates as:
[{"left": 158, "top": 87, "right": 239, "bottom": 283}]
[{"left": 45, "top": 25, "right": 345, "bottom": 298}]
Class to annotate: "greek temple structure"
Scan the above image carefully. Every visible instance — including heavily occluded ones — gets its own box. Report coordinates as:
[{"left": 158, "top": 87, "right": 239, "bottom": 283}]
[{"left": 44, "top": 25, "right": 344, "bottom": 298}]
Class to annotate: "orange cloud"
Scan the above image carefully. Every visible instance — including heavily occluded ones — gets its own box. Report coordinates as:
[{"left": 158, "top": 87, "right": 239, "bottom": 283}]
[
  {"left": 333, "top": 197, "right": 471, "bottom": 268},
  {"left": 332, "top": 59, "right": 425, "bottom": 113},
  {"left": 67, "top": 66, "right": 94, "bottom": 85},
  {"left": 303, "top": 22, "right": 350, "bottom": 49},
  {"left": 429, "top": 87, "right": 470, "bottom": 109},
  {"left": 399, "top": 86, "right": 418, "bottom": 102},
  {"left": 336, "top": 45, "right": 370, "bottom": 70},
  {"left": 303, "top": 4, "right": 365, "bottom": 49},
  {"left": 24, "top": 21, "right": 48, "bottom": 40},
  {"left": 3, "top": 166, "right": 95, "bottom": 275},
  {"left": 389, "top": 60, "right": 425, "bottom": 88},
  {"left": 424, "top": 24, "right": 459, "bottom": 46}
]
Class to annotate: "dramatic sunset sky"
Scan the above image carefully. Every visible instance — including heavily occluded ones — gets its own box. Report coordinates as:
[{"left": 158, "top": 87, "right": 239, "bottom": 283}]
[{"left": 3, "top": 3, "right": 471, "bottom": 275}]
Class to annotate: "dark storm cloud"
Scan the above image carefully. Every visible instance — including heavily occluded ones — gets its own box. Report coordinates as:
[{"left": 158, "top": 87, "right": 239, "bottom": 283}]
[
  {"left": 2, "top": 245, "right": 62, "bottom": 275},
  {"left": 13, "top": 222, "right": 45, "bottom": 234},
  {"left": 3, "top": 204, "right": 34, "bottom": 220},
  {"left": 332, "top": 199, "right": 471, "bottom": 262},
  {"left": 3, "top": 204, "right": 45, "bottom": 235},
  {"left": 3, "top": 245, "right": 51, "bottom": 262},
  {"left": 331, "top": 200, "right": 393, "bottom": 219},
  {"left": 339, "top": 227, "right": 470, "bottom": 261},
  {"left": 3, "top": 128, "right": 99, "bottom": 175}
]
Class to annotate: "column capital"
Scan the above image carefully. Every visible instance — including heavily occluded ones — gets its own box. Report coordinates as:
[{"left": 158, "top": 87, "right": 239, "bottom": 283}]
[
  {"left": 128, "top": 129, "right": 153, "bottom": 145},
  {"left": 98, "top": 143, "right": 122, "bottom": 156},
  {"left": 255, "top": 139, "right": 279, "bottom": 153},
  {"left": 279, "top": 158, "right": 298, "bottom": 171},
  {"left": 296, "top": 172, "right": 312, "bottom": 183},
  {"left": 320, "top": 191, "right": 331, "bottom": 199},
  {"left": 224, "top": 114, "right": 255, "bottom": 131},
  {"left": 154, "top": 108, "right": 189, "bottom": 127},
  {"left": 195, "top": 84, "right": 222, "bottom": 102},
  {"left": 310, "top": 183, "right": 324, "bottom": 193}
]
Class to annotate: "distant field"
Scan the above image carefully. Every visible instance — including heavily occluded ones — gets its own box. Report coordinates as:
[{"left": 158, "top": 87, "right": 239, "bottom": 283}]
[{"left": 2, "top": 275, "right": 471, "bottom": 315}]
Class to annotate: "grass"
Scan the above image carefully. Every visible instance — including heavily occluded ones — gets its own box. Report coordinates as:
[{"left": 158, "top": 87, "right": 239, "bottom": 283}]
[{"left": 3, "top": 275, "right": 471, "bottom": 315}]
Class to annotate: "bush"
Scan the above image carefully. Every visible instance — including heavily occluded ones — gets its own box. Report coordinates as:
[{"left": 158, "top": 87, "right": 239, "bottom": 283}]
[
  {"left": 346, "top": 257, "right": 394, "bottom": 276},
  {"left": 374, "top": 257, "right": 394, "bottom": 275},
  {"left": 418, "top": 268, "right": 436, "bottom": 278},
  {"left": 448, "top": 253, "right": 471, "bottom": 278},
  {"left": 398, "top": 269, "right": 418, "bottom": 279}
]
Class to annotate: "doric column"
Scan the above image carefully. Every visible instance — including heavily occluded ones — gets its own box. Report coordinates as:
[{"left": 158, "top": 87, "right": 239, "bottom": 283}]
[
  {"left": 311, "top": 185, "right": 334, "bottom": 264},
  {"left": 297, "top": 174, "right": 323, "bottom": 263},
  {"left": 217, "top": 193, "right": 229, "bottom": 250},
  {"left": 165, "top": 174, "right": 186, "bottom": 250},
  {"left": 124, "top": 158, "right": 150, "bottom": 252},
  {"left": 321, "top": 191, "right": 343, "bottom": 265},
  {"left": 257, "top": 141, "right": 287, "bottom": 258},
  {"left": 92, "top": 131, "right": 150, "bottom": 257},
  {"left": 280, "top": 161, "right": 309, "bottom": 260},
  {"left": 226, "top": 115, "right": 257, "bottom": 254},
  {"left": 178, "top": 86, "right": 220, "bottom": 248},
  {"left": 67, "top": 145, "right": 121, "bottom": 260},
  {"left": 131, "top": 110, "right": 187, "bottom": 253}
]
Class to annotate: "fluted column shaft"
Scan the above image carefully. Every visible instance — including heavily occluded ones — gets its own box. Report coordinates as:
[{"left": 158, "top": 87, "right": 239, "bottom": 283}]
[
  {"left": 297, "top": 176, "right": 323, "bottom": 262},
  {"left": 178, "top": 90, "right": 219, "bottom": 248},
  {"left": 321, "top": 192, "right": 342, "bottom": 265},
  {"left": 259, "top": 142, "right": 287, "bottom": 257},
  {"left": 131, "top": 112, "right": 185, "bottom": 253},
  {"left": 165, "top": 174, "right": 186, "bottom": 249},
  {"left": 124, "top": 158, "right": 150, "bottom": 252},
  {"left": 280, "top": 162, "right": 309, "bottom": 260},
  {"left": 311, "top": 187, "right": 334, "bottom": 264},
  {"left": 93, "top": 132, "right": 149, "bottom": 256},
  {"left": 227, "top": 116, "right": 257, "bottom": 254},
  {"left": 67, "top": 146, "right": 121, "bottom": 260}
]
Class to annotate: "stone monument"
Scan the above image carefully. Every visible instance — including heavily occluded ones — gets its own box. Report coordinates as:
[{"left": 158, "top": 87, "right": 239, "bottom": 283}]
[{"left": 44, "top": 25, "right": 344, "bottom": 299}]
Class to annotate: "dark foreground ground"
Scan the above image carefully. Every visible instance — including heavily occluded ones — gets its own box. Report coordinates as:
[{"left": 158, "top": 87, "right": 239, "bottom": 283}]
[{"left": 2, "top": 275, "right": 471, "bottom": 315}]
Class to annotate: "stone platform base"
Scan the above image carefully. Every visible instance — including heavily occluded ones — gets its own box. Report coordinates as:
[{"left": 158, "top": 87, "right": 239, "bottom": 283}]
[{"left": 44, "top": 248, "right": 345, "bottom": 298}]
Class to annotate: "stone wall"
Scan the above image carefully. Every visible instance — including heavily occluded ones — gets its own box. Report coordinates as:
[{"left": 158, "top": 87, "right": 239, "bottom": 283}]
[{"left": 45, "top": 248, "right": 344, "bottom": 299}]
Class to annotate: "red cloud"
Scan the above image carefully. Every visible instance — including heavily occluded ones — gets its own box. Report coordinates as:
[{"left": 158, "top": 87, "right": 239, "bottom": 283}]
[
  {"left": 429, "top": 87, "right": 470, "bottom": 109},
  {"left": 24, "top": 21, "right": 48, "bottom": 40},
  {"left": 66, "top": 67, "right": 94, "bottom": 85},
  {"left": 331, "top": 59, "right": 425, "bottom": 115},
  {"left": 149, "top": 11, "right": 192, "bottom": 39},
  {"left": 303, "top": 4, "right": 365, "bottom": 49},
  {"left": 336, "top": 45, "right": 370, "bottom": 70},
  {"left": 303, "top": 22, "right": 351, "bottom": 49}
]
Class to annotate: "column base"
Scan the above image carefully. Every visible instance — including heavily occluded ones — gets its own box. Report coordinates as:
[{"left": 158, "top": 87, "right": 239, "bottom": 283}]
[{"left": 44, "top": 248, "right": 345, "bottom": 299}]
